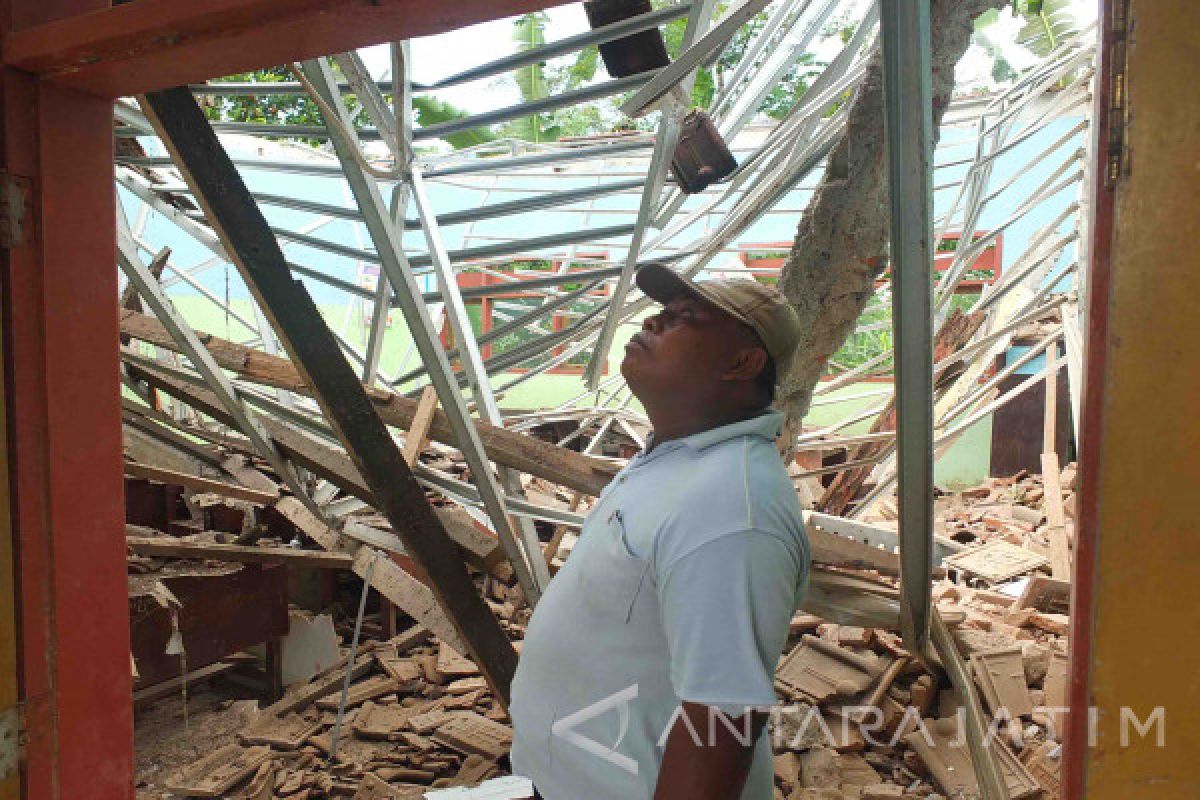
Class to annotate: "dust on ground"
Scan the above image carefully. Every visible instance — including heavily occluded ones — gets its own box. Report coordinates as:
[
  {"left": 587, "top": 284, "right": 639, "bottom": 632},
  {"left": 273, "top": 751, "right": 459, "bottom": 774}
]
[{"left": 134, "top": 681, "right": 260, "bottom": 799}]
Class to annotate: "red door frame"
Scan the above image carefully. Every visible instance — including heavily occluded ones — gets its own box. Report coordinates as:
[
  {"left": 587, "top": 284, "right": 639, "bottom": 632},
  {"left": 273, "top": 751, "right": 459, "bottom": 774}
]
[
  {"left": 1062, "top": 0, "right": 1115, "bottom": 795},
  {"left": 0, "top": 2, "right": 567, "bottom": 797}
]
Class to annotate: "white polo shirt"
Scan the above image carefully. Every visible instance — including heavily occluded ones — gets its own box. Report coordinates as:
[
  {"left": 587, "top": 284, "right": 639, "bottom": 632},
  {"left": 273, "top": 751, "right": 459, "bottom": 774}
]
[{"left": 510, "top": 410, "right": 810, "bottom": 800}]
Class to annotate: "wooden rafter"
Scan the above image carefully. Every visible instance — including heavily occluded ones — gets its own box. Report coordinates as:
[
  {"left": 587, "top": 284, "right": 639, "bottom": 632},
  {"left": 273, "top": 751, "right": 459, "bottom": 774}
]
[{"left": 138, "top": 86, "right": 518, "bottom": 703}]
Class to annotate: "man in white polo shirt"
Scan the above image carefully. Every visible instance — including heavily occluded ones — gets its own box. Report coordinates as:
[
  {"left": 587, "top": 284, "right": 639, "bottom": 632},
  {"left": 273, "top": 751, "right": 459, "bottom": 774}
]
[{"left": 509, "top": 264, "right": 810, "bottom": 799}]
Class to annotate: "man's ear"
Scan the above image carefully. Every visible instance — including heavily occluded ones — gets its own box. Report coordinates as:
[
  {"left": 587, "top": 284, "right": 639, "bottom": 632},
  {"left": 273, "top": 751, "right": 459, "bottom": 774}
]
[{"left": 720, "top": 347, "right": 768, "bottom": 383}]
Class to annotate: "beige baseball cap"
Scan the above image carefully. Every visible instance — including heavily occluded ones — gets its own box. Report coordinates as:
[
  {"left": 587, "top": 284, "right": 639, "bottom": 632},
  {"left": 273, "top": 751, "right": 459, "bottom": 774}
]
[{"left": 635, "top": 263, "right": 802, "bottom": 368}]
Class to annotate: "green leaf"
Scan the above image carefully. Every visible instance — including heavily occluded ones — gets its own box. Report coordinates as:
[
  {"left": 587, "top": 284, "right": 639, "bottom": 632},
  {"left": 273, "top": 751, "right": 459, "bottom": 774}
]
[
  {"left": 508, "top": 12, "right": 563, "bottom": 144},
  {"left": 691, "top": 69, "right": 716, "bottom": 109},
  {"left": 512, "top": 13, "right": 550, "bottom": 102},
  {"left": 412, "top": 95, "right": 497, "bottom": 149},
  {"left": 974, "top": 8, "right": 1001, "bottom": 30},
  {"left": 1015, "top": 0, "right": 1076, "bottom": 57},
  {"left": 564, "top": 46, "right": 599, "bottom": 91}
]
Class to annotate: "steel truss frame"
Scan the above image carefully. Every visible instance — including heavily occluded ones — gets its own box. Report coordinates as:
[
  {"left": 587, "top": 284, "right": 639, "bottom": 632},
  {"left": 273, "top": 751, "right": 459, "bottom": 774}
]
[
  {"left": 117, "top": 0, "right": 1093, "bottom": 529},
  {"left": 112, "top": 7, "right": 1097, "bottom": 793}
]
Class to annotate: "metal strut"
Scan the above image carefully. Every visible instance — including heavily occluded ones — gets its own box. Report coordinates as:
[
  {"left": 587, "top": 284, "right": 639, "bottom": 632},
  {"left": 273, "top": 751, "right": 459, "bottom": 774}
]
[{"left": 879, "top": 2, "right": 1008, "bottom": 797}]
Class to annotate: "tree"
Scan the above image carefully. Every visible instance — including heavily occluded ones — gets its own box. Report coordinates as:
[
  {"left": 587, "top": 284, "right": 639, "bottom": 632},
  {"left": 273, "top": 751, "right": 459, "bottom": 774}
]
[
  {"left": 411, "top": 95, "right": 498, "bottom": 150},
  {"left": 657, "top": 2, "right": 827, "bottom": 119},
  {"left": 971, "top": 0, "right": 1083, "bottom": 87},
  {"left": 775, "top": 0, "right": 1010, "bottom": 449},
  {"left": 499, "top": 12, "right": 607, "bottom": 142},
  {"left": 1012, "top": 0, "right": 1080, "bottom": 56},
  {"left": 203, "top": 65, "right": 497, "bottom": 150},
  {"left": 201, "top": 66, "right": 346, "bottom": 147}
]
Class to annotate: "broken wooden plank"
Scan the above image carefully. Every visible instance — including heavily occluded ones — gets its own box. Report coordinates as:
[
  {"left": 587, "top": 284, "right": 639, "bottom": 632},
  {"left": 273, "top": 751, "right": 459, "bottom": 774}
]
[
  {"left": 165, "top": 744, "right": 272, "bottom": 797},
  {"left": 1041, "top": 649, "right": 1069, "bottom": 740},
  {"left": 220, "top": 454, "right": 284, "bottom": 496},
  {"left": 435, "top": 508, "right": 505, "bottom": 575},
  {"left": 1040, "top": 451, "right": 1071, "bottom": 580},
  {"left": 120, "top": 307, "right": 615, "bottom": 497},
  {"left": 126, "top": 535, "right": 354, "bottom": 569},
  {"left": 132, "top": 657, "right": 244, "bottom": 705},
  {"left": 273, "top": 495, "right": 356, "bottom": 556},
  {"left": 274, "top": 501, "right": 460, "bottom": 652},
  {"left": 122, "top": 400, "right": 223, "bottom": 467},
  {"left": 273, "top": 496, "right": 463, "bottom": 654},
  {"left": 123, "top": 460, "right": 279, "bottom": 504},
  {"left": 263, "top": 653, "right": 376, "bottom": 717},
  {"left": 403, "top": 385, "right": 439, "bottom": 467},
  {"left": 132, "top": 367, "right": 503, "bottom": 575},
  {"left": 1043, "top": 346, "right": 1059, "bottom": 454},
  {"left": 386, "top": 624, "right": 434, "bottom": 653},
  {"left": 314, "top": 674, "right": 399, "bottom": 710},
  {"left": 351, "top": 547, "right": 469, "bottom": 656}
]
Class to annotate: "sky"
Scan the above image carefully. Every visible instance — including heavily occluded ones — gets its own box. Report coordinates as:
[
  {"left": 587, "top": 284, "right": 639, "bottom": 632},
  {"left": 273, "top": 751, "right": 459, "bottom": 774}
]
[
  {"left": 359, "top": 4, "right": 594, "bottom": 114},
  {"left": 358, "top": 0, "right": 1099, "bottom": 116}
]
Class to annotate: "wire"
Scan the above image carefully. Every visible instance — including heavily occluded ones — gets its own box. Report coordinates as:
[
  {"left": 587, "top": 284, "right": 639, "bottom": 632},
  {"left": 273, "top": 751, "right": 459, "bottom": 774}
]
[
  {"left": 289, "top": 62, "right": 408, "bottom": 180},
  {"left": 328, "top": 551, "right": 379, "bottom": 761}
]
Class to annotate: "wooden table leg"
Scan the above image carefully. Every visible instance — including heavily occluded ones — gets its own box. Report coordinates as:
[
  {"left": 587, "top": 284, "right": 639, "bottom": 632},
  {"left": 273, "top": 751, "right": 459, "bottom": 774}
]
[{"left": 264, "top": 638, "right": 283, "bottom": 702}]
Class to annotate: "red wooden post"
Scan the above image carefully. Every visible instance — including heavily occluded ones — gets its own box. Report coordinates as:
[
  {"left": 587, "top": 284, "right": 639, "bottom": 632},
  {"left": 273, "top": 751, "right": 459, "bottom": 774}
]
[{"left": 2, "top": 66, "right": 133, "bottom": 798}]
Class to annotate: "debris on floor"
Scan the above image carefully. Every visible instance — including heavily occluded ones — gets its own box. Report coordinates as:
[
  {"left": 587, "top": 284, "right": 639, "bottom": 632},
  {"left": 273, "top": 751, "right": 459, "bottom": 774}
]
[
  {"left": 764, "top": 464, "right": 1077, "bottom": 799},
  {"left": 154, "top": 621, "right": 524, "bottom": 799},
  {"left": 132, "top": 453, "right": 1076, "bottom": 800}
]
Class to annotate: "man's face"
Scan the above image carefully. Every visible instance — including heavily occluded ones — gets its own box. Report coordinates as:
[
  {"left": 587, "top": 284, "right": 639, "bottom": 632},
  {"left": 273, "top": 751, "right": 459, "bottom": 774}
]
[{"left": 621, "top": 294, "right": 745, "bottom": 407}]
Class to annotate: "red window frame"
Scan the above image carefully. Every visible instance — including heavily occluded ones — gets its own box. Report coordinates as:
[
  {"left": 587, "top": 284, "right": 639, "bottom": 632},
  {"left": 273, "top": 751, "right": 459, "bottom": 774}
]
[{"left": 438, "top": 254, "right": 612, "bottom": 376}]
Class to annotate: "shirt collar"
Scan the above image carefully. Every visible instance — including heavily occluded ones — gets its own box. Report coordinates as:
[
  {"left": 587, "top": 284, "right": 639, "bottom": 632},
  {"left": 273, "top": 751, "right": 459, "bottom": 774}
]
[{"left": 642, "top": 410, "right": 784, "bottom": 456}]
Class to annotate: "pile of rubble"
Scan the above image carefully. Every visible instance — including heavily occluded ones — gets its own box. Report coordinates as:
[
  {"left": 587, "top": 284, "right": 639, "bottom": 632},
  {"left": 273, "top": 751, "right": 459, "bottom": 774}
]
[
  {"left": 768, "top": 593, "right": 1067, "bottom": 798},
  {"left": 938, "top": 462, "right": 1077, "bottom": 570},
  {"left": 151, "top": 461, "right": 1075, "bottom": 799},
  {"left": 765, "top": 465, "right": 1078, "bottom": 799},
  {"left": 163, "top": 625, "right": 524, "bottom": 799}
]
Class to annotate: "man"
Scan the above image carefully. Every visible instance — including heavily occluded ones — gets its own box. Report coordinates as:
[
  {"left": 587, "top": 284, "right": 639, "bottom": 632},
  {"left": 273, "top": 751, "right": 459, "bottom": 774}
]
[{"left": 510, "top": 264, "right": 811, "bottom": 800}]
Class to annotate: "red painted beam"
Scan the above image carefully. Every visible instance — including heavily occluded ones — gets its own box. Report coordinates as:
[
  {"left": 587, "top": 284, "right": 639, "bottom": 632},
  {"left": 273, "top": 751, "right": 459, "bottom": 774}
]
[
  {"left": 2, "top": 0, "right": 572, "bottom": 97},
  {"left": 2, "top": 69, "right": 133, "bottom": 797}
]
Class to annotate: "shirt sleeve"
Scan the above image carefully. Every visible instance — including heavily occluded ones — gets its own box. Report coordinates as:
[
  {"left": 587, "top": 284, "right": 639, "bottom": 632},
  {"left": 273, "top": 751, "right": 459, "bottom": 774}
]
[{"left": 657, "top": 529, "right": 802, "bottom": 717}]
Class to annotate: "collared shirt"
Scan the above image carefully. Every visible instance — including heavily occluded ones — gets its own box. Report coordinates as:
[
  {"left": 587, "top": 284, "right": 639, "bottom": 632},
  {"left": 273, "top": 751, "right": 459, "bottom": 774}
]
[{"left": 510, "top": 410, "right": 810, "bottom": 800}]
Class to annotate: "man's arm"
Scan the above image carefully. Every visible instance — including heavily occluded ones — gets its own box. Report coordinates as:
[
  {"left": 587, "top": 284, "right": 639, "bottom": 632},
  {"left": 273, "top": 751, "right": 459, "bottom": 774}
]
[
  {"left": 655, "top": 530, "right": 803, "bottom": 799},
  {"left": 654, "top": 703, "right": 767, "bottom": 800}
]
